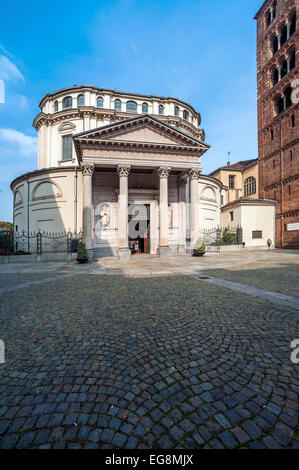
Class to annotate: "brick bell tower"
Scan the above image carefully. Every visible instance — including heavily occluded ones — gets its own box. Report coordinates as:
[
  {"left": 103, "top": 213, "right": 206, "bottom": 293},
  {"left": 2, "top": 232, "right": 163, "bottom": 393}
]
[{"left": 255, "top": 0, "right": 298, "bottom": 248}]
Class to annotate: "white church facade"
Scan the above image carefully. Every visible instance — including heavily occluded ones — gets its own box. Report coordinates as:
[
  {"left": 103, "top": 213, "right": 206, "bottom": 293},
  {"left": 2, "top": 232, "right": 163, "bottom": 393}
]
[{"left": 10, "top": 85, "right": 275, "bottom": 259}]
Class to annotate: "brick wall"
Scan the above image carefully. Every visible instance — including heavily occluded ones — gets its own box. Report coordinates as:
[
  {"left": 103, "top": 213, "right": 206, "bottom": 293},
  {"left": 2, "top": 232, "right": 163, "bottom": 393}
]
[{"left": 256, "top": 0, "right": 299, "bottom": 247}]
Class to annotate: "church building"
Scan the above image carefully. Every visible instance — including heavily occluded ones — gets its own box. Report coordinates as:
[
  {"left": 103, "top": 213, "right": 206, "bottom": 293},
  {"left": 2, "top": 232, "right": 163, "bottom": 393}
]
[
  {"left": 10, "top": 85, "right": 275, "bottom": 259},
  {"left": 11, "top": 86, "right": 228, "bottom": 259}
]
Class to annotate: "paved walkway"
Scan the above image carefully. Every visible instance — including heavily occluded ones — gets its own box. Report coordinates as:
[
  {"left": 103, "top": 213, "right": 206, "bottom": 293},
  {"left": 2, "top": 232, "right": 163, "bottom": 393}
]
[{"left": 0, "top": 250, "right": 298, "bottom": 449}]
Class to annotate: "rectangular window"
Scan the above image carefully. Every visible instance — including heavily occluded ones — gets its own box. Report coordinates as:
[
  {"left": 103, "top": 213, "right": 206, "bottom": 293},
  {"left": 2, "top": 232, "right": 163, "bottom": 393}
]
[
  {"left": 287, "top": 223, "right": 299, "bottom": 232},
  {"left": 252, "top": 231, "right": 263, "bottom": 239},
  {"left": 221, "top": 195, "right": 224, "bottom": 205},
  {"left": 62, "top": 135, "right": 73, "bottom": 160},
  {"left": 230, "top": 211, "right": 234, "bottom": 222},
  {"left": 229, "top": 175, "right": 235, "bottom": 189}
]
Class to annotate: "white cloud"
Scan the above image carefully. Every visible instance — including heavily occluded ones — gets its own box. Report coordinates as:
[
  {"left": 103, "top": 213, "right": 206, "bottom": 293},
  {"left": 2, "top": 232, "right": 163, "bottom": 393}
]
[
  {"left": 0, "top": 128, "right": 37, "bottom": 157},
  {"left": 0, "top": 44, "right": 14, "bottom": 59},
  {"left": 0, "top": 55, "right": 25, "bottom": 83}
]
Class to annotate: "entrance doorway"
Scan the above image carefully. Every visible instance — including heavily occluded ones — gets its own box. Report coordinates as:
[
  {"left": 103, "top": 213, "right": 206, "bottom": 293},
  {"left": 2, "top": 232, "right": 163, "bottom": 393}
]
[{"left": 128, "top": 204, "right": 150, "bottom": 254}]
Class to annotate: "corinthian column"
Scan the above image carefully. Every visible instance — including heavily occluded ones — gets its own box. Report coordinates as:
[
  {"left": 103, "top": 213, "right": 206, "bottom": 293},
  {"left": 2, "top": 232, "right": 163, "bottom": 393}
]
[
  {"left": 157, "top": 165, "right": 171, "bottom": 257},
  {"left": 117, "top": 164, "right": 131, "bottom": 261},
  {"left": 178, "top": 179, "right": 187, "bottom": 253},
  {"left": 82, "top": 162, "right": 95, "bottom": 258},
  {"left": 189, "top": 167, "right": 201, "bottom": 247}
]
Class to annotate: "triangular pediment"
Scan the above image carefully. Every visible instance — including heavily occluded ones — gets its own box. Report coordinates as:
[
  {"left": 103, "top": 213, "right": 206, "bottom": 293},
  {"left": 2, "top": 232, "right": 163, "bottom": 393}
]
[
  {"left": 106, "top": 124, "right": 184, "bottom": 145},
  {"left": 73, "top": 115, "right": 209, "bottom": 161},
  {"left": 74, "top": 115, "right": 206, "bottom": 147}
]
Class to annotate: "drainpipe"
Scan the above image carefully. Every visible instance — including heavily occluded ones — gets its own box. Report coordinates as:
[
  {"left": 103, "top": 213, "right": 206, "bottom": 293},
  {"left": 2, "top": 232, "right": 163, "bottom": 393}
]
[
  {"left": 24, "top": 175, "right": 30, "bottom": 252},
  {"left": 74, "top": 167, "right": 78, "bottom": 234},
  {"left": 186, "top": 178, "right": 191, "bottom": 245}
]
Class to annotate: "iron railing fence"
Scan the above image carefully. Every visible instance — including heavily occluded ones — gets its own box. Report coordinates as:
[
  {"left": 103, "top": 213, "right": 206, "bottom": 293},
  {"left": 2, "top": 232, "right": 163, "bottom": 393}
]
[
  {"left": 0, "top": 230, "right": 83, "bottom": 256},
  {"left": 198, "top": 226, "right": 243, "bottom": 253}
]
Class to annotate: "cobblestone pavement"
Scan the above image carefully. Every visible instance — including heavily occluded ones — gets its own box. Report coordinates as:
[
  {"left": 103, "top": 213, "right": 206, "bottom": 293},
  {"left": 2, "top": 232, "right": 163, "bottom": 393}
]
[
  {"left": 0, "top": 251, "right": 298, "bottom": 449},
  {"left": 205, "top": 264, "right": 299, "bottom": 298}
]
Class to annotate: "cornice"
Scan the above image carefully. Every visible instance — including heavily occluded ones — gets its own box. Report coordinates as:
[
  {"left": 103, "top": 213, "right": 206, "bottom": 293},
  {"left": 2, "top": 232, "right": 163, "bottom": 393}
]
[
  {"left": 260, "top": 102, "right": 299, "bottom": 133},
  {"left": 260, "top": 136, "right": 299, "bottom": 162},
  {"left": 276, "top": 209, "right": 299, "bottom": 219},
  {"left": 32, "top": 107, "right": 203, "bottom": 139},
  {"left": 264, "top": 173, "right": 299, "bottom": 190},
  {"left": 10, "top": 166, "right": 78, "bottom": 190}
]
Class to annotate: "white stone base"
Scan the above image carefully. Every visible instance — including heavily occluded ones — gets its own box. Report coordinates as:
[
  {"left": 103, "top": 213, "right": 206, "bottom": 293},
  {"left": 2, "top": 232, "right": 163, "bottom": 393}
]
[
  {"left": 118, "top": 248, "right": 132, "bottom": 261},
  {"left": 159, "top": 246, "right": 171, "bottom": 258}
]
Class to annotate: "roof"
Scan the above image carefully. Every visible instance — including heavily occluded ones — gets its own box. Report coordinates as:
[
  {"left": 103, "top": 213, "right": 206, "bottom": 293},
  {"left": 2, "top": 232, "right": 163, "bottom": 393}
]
[
  {"left": 222, "top": 197, "right": 277, "bottom": 209},
  {"left": 38, "top": 85, "right": 201, "bottom": 118},
  {"left": 10, "top": 166, "right": 78, "bottom": 190},
  {"left": 210, "top": 158, "right": 258, "bottom": 175},
  {"left": 254, "top": 0, "right": 270, "bottom": 20}
]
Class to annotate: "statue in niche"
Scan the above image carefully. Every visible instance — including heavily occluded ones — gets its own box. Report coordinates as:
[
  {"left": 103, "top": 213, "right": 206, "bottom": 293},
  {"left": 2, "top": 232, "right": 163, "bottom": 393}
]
[{"left": 99, "top": 205, "right": 110, "bottom": 230}]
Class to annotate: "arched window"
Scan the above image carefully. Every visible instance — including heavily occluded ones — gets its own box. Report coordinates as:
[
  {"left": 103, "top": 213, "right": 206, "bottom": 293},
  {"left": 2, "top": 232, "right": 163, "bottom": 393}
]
[
  {"left": 289, "top": 11, "right": 296, "bottom": 37},
  {"left": 244, "top": 177, "right": 256, "bottom": 196},
  {"left": 285, "top": 86, "right": 292, "bottom": 109},
  {"left": 63, "top": 96, "right": 73, "bottom": 109},
  {"left": 280, "top": 24, "right": 288, "bottom": 46},
  {"left": 114, "top": 99, "right": 121, "bottom": 110},
  {"left": 272, "top": 35, "right": 279, "bottom": 54},
  {"left": 77, "top": 94, "right": 84, "bottom": 106},
  {"left": 266, "top": 10, "right": 272, "bottom": 27},
  {"left": 174, "top": 106, "right": 179, "bottom": 116},
  {"left": 274, "top": 95, "right": 284, "bottom": 115},
  {"left": 158, "top": 105, "right": 164, "bottom": 115},
  {"left": 126, "top": 101, "right": 137, "bottom": 111},
  {"left": 97, "top": 96, "right": 103, "bottom": 108},
  {"left": 273, "top": 1, "right": 277, "bottom": 20},
  {"left": 54, "top": 100, "right": 59, "bottom": 112},
  {"left": 142, "top": 103, "right": 148, "bottom": 113},
  {"left": 183, "top": 110, "right": 189, "bottom": 120},
  {"left": 272, "top": 67, "right": 279, "bottom": 86},
  {"left": 280, "top": 58, "right": 288, "bottom": 79},
  {"left": 289, "top": 48, "right": 295, "bottom": 71}
]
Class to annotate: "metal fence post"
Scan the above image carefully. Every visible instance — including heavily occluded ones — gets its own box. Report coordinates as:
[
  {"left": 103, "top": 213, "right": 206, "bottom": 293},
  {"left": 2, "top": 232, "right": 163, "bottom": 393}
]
[
  {"left": 237, "top": 227, "right": 243, "bottom": 245},
  {"left": 67, "top": 231, "right": 72, "bottom": 253},
  {"left": 37, "top": 231, "right": 42, "bottom": 255}
]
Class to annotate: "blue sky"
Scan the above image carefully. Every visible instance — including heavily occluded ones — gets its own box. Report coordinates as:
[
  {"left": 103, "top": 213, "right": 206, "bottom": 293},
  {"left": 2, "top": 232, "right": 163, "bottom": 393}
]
[{"left": 0, "top": 0, "right": 263, "bottom": 222}]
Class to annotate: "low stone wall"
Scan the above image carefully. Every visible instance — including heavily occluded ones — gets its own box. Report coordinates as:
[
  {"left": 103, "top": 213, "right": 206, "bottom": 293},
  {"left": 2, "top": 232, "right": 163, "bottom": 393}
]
[
  {"left": 0, "top": 253, "right": 77, "bottom": 264},
  {"left": 219, "top": 245, "right": 274, "bottom": 252}
]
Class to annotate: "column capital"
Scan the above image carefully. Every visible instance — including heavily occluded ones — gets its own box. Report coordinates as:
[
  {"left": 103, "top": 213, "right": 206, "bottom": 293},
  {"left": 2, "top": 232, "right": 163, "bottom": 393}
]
[
  {"left": 157, "top": 165, "right": 171, "bottom": 178},
  {"left": 188, "top": 167, "right": 201, "bottom": 180},
  {"left": 81, "top": 162, "right": 95, "bottom": 176},
  {"left": 117, "top": 164, "right": 131, "bottom": 177}
]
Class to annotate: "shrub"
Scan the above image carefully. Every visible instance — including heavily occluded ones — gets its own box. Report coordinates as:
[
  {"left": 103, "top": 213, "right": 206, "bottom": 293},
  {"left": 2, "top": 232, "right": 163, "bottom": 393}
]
[
  {"left": 77, "top": 241, "right": 88, "bottom": 259},
  {"left": 221, "top": 230, "right": 236, "bottom": 246}
]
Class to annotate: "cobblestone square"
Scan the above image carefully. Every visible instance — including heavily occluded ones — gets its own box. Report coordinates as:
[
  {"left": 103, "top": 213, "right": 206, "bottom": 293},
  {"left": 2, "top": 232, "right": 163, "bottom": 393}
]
[{"left": 0, "top": 251, "right": 298, "bottom": 449}]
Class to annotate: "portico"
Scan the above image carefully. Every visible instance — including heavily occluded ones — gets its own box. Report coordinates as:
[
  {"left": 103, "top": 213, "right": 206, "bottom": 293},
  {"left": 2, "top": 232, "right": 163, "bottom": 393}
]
[{"left": 74, "top": 115, "right": 209, "bottom": 259}]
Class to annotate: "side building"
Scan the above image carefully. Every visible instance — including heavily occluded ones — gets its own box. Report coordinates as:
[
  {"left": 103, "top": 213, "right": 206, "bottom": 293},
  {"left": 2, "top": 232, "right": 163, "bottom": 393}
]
[{"left": 210, "top": 158, "right": 277, "bottom": 249}]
